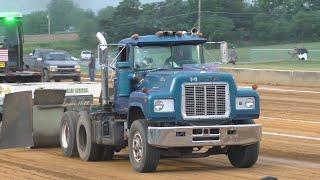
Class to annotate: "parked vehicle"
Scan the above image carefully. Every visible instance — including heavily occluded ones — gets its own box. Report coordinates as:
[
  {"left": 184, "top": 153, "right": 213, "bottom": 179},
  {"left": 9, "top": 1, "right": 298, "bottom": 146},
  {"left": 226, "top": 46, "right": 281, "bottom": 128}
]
[
  {"left": 80, "top": 50, "right": 92, "bottom": 60},
  {"left": 26, "top": 49, "right": 81, "bottom": 82}
]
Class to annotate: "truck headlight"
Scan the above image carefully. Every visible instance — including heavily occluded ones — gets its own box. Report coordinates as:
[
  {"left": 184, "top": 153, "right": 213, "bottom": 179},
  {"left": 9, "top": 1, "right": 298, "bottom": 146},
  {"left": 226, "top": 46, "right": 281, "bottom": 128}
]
[
  {"left": 154, "top": 99, "right": 174, "bottom": 112},
  {"left": 75, "top": 65, "right": 81, "bottom": 72},
  {"left": 236, "top": 97, "right": 255, "bottom": 110},
  {"left": 49, "top": 66, "right": 58, "bottom": 72}
]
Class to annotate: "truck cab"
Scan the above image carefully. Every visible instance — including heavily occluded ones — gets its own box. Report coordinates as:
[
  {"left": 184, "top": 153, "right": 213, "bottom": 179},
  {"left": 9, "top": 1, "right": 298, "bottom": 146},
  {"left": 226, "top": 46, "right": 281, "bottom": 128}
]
[
  {"left": 0, "top": 12, "right": 41, "bottom": 82},
  {"left": 59, "top": 31, "right": 261, "bottom": 173}
]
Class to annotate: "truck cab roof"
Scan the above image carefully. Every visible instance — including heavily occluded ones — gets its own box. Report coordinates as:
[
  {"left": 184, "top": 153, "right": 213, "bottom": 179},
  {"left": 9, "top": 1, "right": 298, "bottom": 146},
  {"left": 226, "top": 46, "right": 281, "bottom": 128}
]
[{"left": 119, "top": 32, "right": 207, "bottom": 46}]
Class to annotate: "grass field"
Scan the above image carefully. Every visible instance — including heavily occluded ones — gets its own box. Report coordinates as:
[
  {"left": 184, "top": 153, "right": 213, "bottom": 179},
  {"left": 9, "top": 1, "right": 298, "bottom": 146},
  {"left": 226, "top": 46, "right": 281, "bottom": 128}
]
[
  {"left": 24, "top": 33, "right": 87, "bottom": 57},
  {"left": 24, "top": 33, "right": 78, "bottom": 43},
  {"left": 221, "top": 60, "right": 320, "bottom": 71},
  {"left": 24, "top": 40, "right": 85, "bottom": 57},
  {"left": 210, "top": 41, "right": 320, "bottom": 71}
]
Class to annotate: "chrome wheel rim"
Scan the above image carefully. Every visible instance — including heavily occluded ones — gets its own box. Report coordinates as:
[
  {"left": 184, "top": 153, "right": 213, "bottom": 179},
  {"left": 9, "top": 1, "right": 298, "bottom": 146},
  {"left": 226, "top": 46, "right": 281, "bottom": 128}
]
[
  {"left": 132, "top": 131, "right": 143, "bottom": 162},
  {"left": 61, "top": 121, "right": 70, "bottom": 149}
]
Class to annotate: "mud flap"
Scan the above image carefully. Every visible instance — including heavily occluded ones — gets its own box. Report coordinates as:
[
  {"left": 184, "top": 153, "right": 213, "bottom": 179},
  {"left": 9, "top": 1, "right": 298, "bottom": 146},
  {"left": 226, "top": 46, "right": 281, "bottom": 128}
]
[{"left": 0, "top": 91, "right": 33, "bottom": 149}]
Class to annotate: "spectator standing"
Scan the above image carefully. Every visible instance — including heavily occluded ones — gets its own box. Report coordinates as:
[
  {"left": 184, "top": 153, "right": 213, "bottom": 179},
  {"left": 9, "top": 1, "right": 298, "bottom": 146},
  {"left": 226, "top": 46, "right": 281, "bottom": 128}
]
[
  {"left": 228, "top": 47, "right": 238, "bottom": 65},
  {"left": 88, "top": 52, "right": 96, "bottom": 82}
]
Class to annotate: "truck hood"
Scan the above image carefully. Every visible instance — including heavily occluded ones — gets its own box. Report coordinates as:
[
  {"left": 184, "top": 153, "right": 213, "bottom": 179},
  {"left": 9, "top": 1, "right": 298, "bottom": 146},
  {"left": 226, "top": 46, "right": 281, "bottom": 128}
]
[
  {"left": 44, "top": 60, "right": 79, "bottom": 67},
  {"left": 139, "top": 70, "right": 237, "bottom": 93}
]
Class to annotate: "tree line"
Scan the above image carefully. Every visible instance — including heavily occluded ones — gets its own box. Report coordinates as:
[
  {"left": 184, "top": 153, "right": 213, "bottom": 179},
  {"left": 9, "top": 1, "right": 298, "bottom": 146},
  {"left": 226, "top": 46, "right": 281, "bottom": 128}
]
[{"left": 23, "top": 0, "right": 320, "bottom": 46}]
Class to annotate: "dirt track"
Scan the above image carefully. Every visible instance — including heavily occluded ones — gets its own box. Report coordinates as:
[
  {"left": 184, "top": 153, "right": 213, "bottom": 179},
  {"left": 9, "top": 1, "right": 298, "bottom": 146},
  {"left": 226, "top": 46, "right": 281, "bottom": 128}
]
[{"left": 0, "top": 85, "right": 319, "bottom": 179}]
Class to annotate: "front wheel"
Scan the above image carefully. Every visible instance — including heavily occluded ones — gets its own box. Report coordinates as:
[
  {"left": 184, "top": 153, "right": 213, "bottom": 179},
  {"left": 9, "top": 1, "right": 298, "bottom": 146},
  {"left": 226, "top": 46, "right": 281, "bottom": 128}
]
[
  {"left": 73, "top": 76, "right": 81, "bottom": 82},
  {"left": 228, "top": 119, "right": 260, "bottom": 168},
  {"left": 128, "top": 119, "right": 160, "bottom": 172},
  {"left": 227, "top": 143, "right": 260, "bottom": 168}
]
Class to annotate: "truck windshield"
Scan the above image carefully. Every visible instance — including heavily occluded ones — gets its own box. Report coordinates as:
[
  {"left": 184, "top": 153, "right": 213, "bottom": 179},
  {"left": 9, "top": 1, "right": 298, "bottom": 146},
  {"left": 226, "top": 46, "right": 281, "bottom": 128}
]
[
  {"left": 45, "top": 52, "right": 71, "bottom": 61},
  {"left": 0, "top": 18, "right": 21, "bottom": 67},
  {"left": 134, "top": 45, "right": 202, "bottom": 70}
]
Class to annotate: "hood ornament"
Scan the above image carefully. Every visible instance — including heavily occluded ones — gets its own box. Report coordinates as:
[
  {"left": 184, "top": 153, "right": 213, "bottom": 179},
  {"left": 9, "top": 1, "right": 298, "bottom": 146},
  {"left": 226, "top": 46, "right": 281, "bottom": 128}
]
[{"left": 190, "top": 77, "right": 198, "bottom": 82}]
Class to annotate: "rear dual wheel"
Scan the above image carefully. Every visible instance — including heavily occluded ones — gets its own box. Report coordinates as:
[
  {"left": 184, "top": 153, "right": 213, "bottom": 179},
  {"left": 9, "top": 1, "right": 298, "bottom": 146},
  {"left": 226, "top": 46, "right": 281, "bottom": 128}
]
[
  {"left": 59, "top": 111, "right": 79, "bottom": 157},
  {"left": 76, "top": 111, "right": 114, "bottom": 161},
  {"left": 60, "top": 111, "right": 114, "bottom": 161}
]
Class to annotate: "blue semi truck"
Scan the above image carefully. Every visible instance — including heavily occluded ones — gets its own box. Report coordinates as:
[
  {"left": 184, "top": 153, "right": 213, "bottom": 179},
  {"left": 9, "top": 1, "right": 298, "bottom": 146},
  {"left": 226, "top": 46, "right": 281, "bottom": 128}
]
[{"left": 58, "top": 31, "right": 261, "bottom": 172}]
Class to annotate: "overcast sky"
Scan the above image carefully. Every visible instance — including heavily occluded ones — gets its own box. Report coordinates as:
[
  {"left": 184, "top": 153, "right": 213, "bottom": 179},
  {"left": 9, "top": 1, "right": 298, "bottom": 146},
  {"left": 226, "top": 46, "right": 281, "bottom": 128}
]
[{"left": 0, "top": 0, "right": 163, "bottom": 14}]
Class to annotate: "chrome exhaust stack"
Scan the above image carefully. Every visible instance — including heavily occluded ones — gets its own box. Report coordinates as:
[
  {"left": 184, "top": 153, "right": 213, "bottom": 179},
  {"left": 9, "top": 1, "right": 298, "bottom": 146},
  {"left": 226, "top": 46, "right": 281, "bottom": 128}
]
[{"left": 96, "top": 32, "right": 109, "bottom": 106}]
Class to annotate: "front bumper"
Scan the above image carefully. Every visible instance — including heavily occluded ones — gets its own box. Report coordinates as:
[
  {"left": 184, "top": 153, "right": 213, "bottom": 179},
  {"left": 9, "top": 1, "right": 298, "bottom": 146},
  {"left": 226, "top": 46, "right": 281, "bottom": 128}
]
[
  {"left": 49, "top": 72, "right": 80, "bottom": 79},
  {"left": 148, "top": 124, "right": 262, "bottom": 148}
]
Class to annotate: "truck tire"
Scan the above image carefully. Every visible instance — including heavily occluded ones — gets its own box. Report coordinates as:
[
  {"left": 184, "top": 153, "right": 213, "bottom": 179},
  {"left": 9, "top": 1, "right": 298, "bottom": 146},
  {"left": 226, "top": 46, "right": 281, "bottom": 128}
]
[
  {"left": 128, "top": 119, "right": 160, "bottom": 172},
  {"left": 227, "top": 143, "right": 260, "bottom": 168},
  {"left": 101, "top": 146, "right": 114, "bottom": 161},
  {"left": 73, "top": 76, "right": 81, "bottom": 82},
  {"left": 76, "top": 111, "right": 103, "bottom": 161},
  {"left": 227, "top": 119, "right": 259, "bottom": 168},
  {"left": 42, "top": 69, "right": 50, "bottom": 82},
  {"left": 59, "top": 111, "right": 79, "bottom": 157}
]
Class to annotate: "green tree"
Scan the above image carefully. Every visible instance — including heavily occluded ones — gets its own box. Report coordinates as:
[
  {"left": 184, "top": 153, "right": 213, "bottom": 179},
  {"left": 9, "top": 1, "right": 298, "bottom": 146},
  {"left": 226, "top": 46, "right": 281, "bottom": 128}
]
[
  {"left": 202, "top": 15, "right": 235, "bottom": 41},
  {"left": 188, "top": 0, "right": 244, "bottom": 12},
  {"left": 47, "top": 0, "right": 77, "bottom": 31},
  {"left": 158, "top": 0, "right": 192, "bottom": 31},
  {"left": 114, "top": 0, "right": 141, "bottom": 18},
  {"left": 97, "top": 6, "right": 116, "bottom": 42},
  {"left": 291, "top": 11, "right": 320, "bottom": 40},
  {"left": 78, "top": 18, "right": 98, "bottom": 46},
  {"left": 23, "top": 11, "right": 48, "bottom": 35},
  {"left": 257, "top": 0, "right": 307, "bottom": 14}
]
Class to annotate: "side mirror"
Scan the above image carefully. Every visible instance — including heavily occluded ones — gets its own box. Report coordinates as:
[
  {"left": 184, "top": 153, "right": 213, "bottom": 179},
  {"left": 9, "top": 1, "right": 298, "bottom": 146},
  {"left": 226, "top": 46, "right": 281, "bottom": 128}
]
[
  {"left": 116, "top": 61, "right": 130, "bottom": 69},
  {"left": 37, "top": 58, "right": 42, "bottom": 61}
]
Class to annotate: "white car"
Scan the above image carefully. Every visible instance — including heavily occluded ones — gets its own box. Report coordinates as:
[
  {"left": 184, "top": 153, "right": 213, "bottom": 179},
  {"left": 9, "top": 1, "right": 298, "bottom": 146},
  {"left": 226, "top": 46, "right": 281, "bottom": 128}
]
[{"left": 80, "top": 50, "right": 92, "bottom": 60}]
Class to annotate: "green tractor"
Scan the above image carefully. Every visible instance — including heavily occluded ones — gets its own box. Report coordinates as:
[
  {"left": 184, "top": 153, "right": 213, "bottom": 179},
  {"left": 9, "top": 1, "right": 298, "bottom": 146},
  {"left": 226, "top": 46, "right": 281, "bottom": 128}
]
[{"left": 0, "top": 12, "right": 41, "bottom": 82}]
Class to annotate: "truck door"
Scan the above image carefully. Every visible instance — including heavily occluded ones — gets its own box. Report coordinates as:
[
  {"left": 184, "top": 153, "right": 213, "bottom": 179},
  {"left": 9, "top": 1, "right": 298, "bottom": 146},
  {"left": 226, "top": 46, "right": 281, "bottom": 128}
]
[{"left": 114, "top": 45, "right": 131, "bottom": 113}]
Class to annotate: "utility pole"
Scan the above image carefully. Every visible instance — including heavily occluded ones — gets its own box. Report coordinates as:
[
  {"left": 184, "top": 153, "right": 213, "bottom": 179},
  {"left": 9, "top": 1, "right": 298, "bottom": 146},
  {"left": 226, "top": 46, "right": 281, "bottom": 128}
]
[
  {"left": 47, "top": 14, "right": 51, "bottom": 35},
  {"left": 198, "top": 0, "right": 201, "bottom": 32}
]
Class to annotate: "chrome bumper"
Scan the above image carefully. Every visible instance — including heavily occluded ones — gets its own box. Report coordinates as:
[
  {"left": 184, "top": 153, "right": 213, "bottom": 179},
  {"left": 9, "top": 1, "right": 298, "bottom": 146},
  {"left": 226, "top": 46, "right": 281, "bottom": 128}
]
[{"left": 148, "top": 124, "right": 262, "bottom": 148}]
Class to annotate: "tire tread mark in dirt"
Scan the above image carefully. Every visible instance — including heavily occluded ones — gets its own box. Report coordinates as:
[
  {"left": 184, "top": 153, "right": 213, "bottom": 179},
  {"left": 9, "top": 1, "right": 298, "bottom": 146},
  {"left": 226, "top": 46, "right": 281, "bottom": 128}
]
[
  {"left": 0, "top": 157, "right": 88, "bottom": 179},
  {"left": 0, "top": 162, "right": 51, "bottom": 179}
]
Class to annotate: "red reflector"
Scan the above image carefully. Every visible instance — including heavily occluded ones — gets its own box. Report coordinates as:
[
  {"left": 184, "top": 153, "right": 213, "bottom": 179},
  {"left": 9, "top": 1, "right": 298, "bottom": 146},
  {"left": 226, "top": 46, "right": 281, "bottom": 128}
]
[{"left": 142, "top": 88, "right": 148, "bottom": 93}]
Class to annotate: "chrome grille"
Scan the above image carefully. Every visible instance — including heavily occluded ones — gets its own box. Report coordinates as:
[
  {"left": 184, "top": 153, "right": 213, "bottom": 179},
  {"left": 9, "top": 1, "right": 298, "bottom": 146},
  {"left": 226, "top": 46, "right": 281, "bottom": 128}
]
[{"left": 182, "top": 83, "right": 229, "bottom": 120}]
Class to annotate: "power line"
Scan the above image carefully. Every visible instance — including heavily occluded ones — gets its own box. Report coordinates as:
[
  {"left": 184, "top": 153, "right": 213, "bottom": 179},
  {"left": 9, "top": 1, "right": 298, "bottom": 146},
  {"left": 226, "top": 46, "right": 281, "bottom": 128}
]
[{"left": 198, "top": 0, "right": 201, "bottom": 32}]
